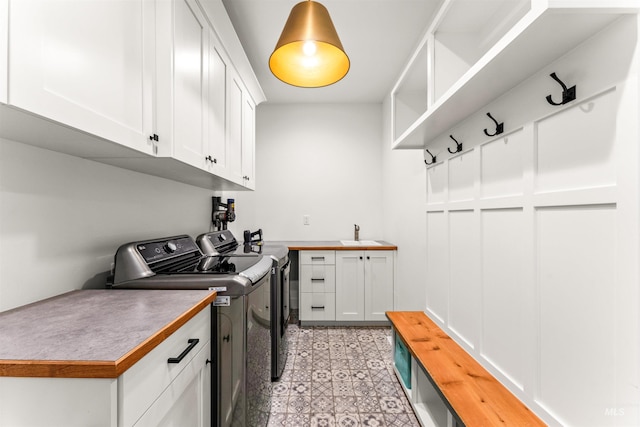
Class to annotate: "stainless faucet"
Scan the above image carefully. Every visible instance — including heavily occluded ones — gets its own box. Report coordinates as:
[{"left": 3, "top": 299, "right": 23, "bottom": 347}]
[{"left": 354, "top": 224, "right": 360, "bottom": 241}]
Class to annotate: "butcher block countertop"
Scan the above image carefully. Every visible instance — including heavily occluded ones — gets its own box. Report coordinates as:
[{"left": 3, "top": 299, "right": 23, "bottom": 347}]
[
  {"left": 267, "top": 240, "right": 397, "bottom": 251},
  {"left": 0, "top": 289, "right": 216, "bottom": 379}
]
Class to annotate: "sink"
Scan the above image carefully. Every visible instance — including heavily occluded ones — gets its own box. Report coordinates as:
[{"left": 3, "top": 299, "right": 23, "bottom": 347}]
[{"left": 340, "top": 240, "right": 382, "bottom": 246}]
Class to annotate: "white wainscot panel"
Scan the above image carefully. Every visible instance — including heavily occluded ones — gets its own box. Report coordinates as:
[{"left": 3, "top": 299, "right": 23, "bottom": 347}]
[
  {"left": 448, "top": 210, "right": 479, "bottom": 348},
  {"left": 481, "top": 129, "right": 524, "bottom": 199},
  {"left": 427, "top": 162, "right": 447, "bottom": 205},
  {"left": 537, "top": 205, "right": 618, "bottom": 427},
  {"left": 448, "top": 150, "right": 475, "bottom": 202},
  {"left": 426, "top": 211, "right": 448, "bottom": 323},
  {"left": 481, "top": 208, "right": 525, "bottom": 389},
  {"left": 535, "top": 89, "right": 616, "bottom": 193}
]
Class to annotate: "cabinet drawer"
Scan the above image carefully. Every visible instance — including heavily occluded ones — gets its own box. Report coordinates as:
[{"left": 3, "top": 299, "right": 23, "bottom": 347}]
[
  {"left": 119, "top": 307, "right": 211, "bottom": 426},
  {"left": 133, "top": 342, "right": 211, "bottom": 426},
  {"left": 300, "top": 292, "right": 335, "bottom": 321},
  {"left": 300, "top": 265, "right": 335, "bottom": 293},
  {"left": 300, "top": 251, "right": 335, "bottom": 265}
]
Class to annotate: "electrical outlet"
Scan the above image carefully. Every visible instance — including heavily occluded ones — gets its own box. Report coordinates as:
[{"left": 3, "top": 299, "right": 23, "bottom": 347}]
[{"left": 303, "top": 215, "right": 310, "bottom": 225}]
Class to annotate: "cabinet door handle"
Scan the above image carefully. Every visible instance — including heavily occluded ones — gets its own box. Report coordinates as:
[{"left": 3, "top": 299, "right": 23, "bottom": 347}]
[
  {"left": 311, "top": 278, "right": 325, "bottom": 282},
  {"left": 168, "top": 338, "right": 200, "bottom": 364},
  {"left": 311, "top": 306, "right": 325, "bottom": 310},
  {"left": 359, "top": 256, "right": 363, "bottom": 260},
  {"left": 311, "top": 257, "right": 325, "bottom": 261}
]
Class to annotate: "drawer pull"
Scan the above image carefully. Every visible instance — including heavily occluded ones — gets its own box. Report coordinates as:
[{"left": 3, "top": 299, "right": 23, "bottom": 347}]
[
  {"left": 311, "top": 278, "right": 325, "bottom": 282},
  {"left": 311, "top": 257, "right": 325, "bottom": 261},
  {"left": 311, "top": 306, "right": 325, "bottom": 310},
  {"left": 168, "top": 338, "right": 200, "bottom": 364}
]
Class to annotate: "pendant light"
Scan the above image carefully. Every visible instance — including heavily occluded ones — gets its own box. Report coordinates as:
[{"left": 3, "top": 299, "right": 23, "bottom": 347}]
[{"left": 269, "top": 0, "right": 350, "bottom": 88}]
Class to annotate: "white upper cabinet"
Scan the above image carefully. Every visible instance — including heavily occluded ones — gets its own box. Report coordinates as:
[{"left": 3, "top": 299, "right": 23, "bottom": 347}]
[
  {"left": 163, "top": 0, "right": 209, "bottom": 169},
  {"left": 7, "top": 0, "right": 155, "bottom": 155},
  {"left": 226, "top": 72, "right": 244, "bottom": 185},
  {"left": 155, "top": 0, "right": 257, "bottom": 189},
  {"left": 207, "top": 36, "right": 229, "bottom": 176},
  {"left": 242, "top": 95, "right": 256, "bottom": 189},
  {"left": 1, "top": 0, "right": 264, "bottom": 190},
  {"left": 391, "top": 0, "right": 637, "bottom": 149}
]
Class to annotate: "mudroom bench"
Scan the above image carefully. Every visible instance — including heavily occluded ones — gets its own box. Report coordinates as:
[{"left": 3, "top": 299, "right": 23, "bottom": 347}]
[{"left": 386, "top": 311, "right": 546, "bottom": 427}]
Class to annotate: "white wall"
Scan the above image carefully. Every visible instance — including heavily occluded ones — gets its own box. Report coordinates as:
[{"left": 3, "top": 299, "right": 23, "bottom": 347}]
[
  {"left": 0, "top": 138, "right": 213, "bottom": 311},
  {"left": 380, "top": 96, "right": 427, "bottom": 312},
  {"left": 381, "top": 15, "right": 639, "bottom": 427},
  {"left": 224, "top": 103, "right": 384, "bottom": 242}
]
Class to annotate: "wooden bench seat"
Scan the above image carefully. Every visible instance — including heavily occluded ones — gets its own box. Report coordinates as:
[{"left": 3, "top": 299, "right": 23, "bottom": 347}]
[{"left": 386, "top": 311, "right": 546, "bottom": 427}]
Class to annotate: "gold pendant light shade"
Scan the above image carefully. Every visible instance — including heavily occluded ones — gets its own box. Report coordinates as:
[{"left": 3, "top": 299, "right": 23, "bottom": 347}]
[{"left": 269, "top": 1, "right": 350, "bottom": 88}]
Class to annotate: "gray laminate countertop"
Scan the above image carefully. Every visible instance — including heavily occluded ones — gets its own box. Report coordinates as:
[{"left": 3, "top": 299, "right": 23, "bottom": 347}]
[{"left": 0, "top": 289, "right": 216, "bottom": 378}]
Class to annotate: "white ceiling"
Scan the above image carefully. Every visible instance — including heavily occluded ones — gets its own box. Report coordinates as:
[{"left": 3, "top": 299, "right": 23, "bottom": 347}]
[{"left": 221, "top": 0, "right": 442, "bottom": 104}]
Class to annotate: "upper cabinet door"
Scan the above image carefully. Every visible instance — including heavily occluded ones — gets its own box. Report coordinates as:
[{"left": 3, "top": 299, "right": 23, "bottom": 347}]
[
  {"left": 170, "top": 0, "right": 208, "bottom": 168},
  {"left": 207, "top": 35, "right": 228, "bottom": 175},
  {"left": 241, "top": 95, "right": 255, "bottom": 189},
  {"left": 8, "top": 0, "right": 155, "bottom": 155},
  {"left": 226, "top": 73, "right": 243, "bottom": 185}
]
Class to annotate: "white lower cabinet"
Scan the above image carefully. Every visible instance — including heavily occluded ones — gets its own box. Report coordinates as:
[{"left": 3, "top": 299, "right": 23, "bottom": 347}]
[
  {"left": 364, "top": 251, "right": 395, "bottom": 321},
  {"left": 299, "top": 251, "right": 336, "bottom": 322},
  {"left": 336, "top": 251, "right": 395, "bottom": 321},
  {"left": 335, "top": 251, "right": 365, "bottom": 321},
  {"left": 300, "top": 292, "right": 336, "bottom": 321},
  {"left": 299, "top": 249, "right": 395, "bottom": 323},
  {"left": 0, "top": 308, "right": 211, "bottom": 427},
  {"left": 120, "top": 308, "right": 211, "bottom": 427}
]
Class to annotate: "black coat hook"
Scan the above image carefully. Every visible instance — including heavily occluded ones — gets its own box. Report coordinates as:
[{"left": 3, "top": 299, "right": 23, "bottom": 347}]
[
  {"left": 546, "top": 72, "right": 576, "bottom": 106},
  {"left": 483, "top": 112, "right": 504, "bottom": 137},
  {"left": 448, "top": 135, "right": 462, "bottom": 154},
  {"left": 424, "top": 149, "right": 436, "bottom": 165}
]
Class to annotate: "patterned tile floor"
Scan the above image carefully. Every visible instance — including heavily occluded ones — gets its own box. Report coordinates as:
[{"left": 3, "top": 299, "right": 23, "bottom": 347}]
[{"left": 267, "top": 321, "right": 421, "bottom": 427}]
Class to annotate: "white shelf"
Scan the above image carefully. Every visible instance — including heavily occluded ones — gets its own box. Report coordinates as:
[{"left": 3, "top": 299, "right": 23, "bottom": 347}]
[{"left": 392, "top": 4, "right": 636, "bottom": 149}]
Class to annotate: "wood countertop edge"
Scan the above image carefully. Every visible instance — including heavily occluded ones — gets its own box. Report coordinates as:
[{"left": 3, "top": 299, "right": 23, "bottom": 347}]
[
  {"left": 0, "top": 292, "right": 216, "bottom": 379},
  {"left": 287, "top": 244, "right": 398, "bottom": 251}
]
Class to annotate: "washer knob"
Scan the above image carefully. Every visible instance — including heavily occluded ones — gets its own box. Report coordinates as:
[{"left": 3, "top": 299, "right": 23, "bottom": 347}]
[{"left": 165, "top": 241, "right": 178, "bottom": 253}]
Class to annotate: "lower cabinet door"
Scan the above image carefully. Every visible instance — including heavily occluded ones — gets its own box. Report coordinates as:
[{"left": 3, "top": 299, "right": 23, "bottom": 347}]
[
  {"left": 133, "top": 342, "right": 211, "bottom": 427},
  {"left": 300, "top": 292, "right": 335, "bottom": 321},
  {"left": 335, "top": 251, "right": 365, "bottom": 321},
  {"left": 365, "top": 251, "right": 395, "bottom": 321}
]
